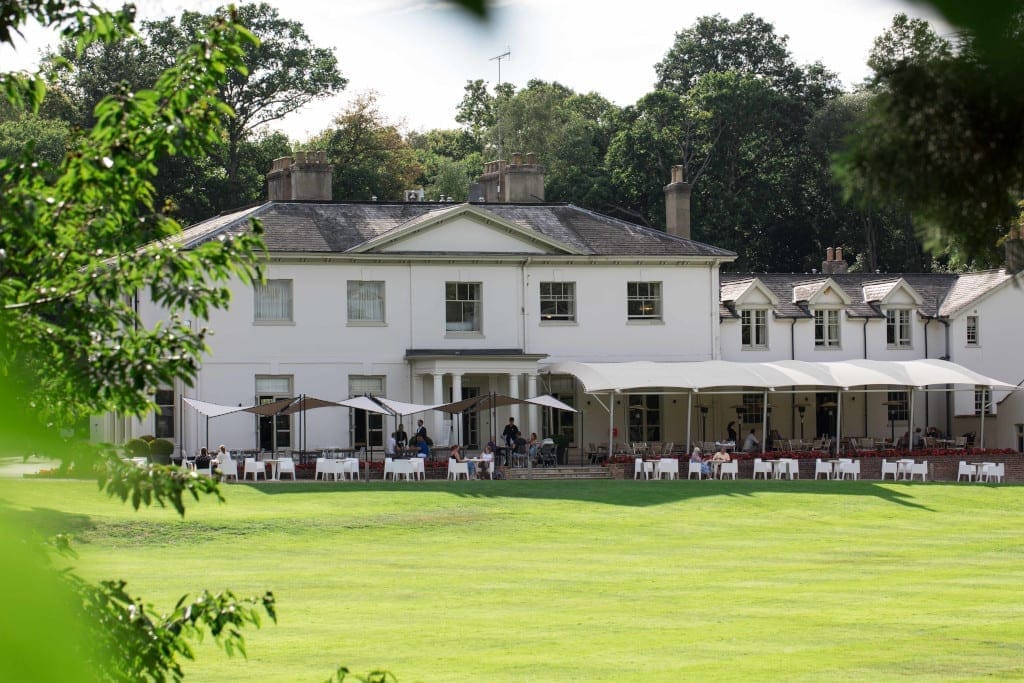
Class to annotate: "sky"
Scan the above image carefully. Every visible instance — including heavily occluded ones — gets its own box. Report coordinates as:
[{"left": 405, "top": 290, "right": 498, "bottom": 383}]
[{"left": 1, "top": 0, "right": 946, "bottom": 141}]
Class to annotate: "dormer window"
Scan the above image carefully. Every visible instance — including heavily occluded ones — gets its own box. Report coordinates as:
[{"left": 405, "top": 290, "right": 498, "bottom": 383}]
[
  {"left": 886, "top": 309, "right": 912, "bottom": 349},
  {"left": 814, "top": 310, "right": 841, "bottom": 348},
  {"left": 741, "top": 309, "right": 768, "bottom": 349}
]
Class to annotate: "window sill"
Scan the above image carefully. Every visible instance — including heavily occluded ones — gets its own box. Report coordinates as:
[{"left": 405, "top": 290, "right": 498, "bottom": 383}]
[
  {"left": 539, "top": 320, "right": 578, "bottom": 326},
  {"left": 253, "top": 320, "right": 295, "bottom": 326},
  {"left": 813, "top": 344, "right": 842, "bottom": 350},
  {"left": 347, "top": 321, "right": 387, "bottom": 327},
  {"left": 886, "top": 345, "right": 913, "bottom": 350},
  {"left": 626, "top": 319, "right": 664, "bottom": 325},
  {"left": 445, "top": 331, "right": 484, "bottom": 339},
  {"left": 741, "top": 345, "right": 769, "bottom": 351}
]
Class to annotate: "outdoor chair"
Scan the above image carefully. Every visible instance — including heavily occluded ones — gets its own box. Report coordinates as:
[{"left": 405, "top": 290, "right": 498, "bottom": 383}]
[
  {"left": 655, "top": 458, "right": 679, "bottom": 480},
  {"left": 978, "top": 462, "right": 998, "bottom": 483},
  {"left": 660, "top": 441, "right": 675, "bottom": 458},
  {"left": 956, "top": 461, "right": 976, "bottom": 482},
  {"left": 537, "top": 443, "right": 556, "bottom": 467},
  {"left": 814, "top": 459, "right": 831, "bottom": 480},
  {"left": 277, "top": 457, "right": 296, "bottom": 481},
  {"left": 752, "top": 458, "right": 772, "bottom": 480},
  {"left": 986, "top": 463, "right": 1005, "bottom": 483},
  {"left": 382, "top": 457, "right": 395, "bottom": 481},
  {"left": 687, "top": 461, "right": 703, "bottom": 480},
  {"left": 836, "top": 459, "right": 860, "bottom": 480},
  {"left": 218, "top": 455, "right": 238, "bottom": 482},
  {"left": 341, "top": 458, "right": 361, "bottom": 480},
  {"left": 314, "top": 457, "right": 337, "bottom": 481},
  {"left": 447, "top": 457, "right": 470, "bottom": 481},
  {"left": 243, "top": 457, "right": 265, "bottom": 481},
  {"left": 410, "top": 457, "right": 425, "bottom": 480},
  {"left": 719, "top": 461, "right": 738, "bottom": 480},
  {"left": 634, "top": 457, "right": 653, "bottom": 480},
  {"left": 909, "top": 460, "right": 928, "bottom": 482},
  {"left": 952, "top": 436, "right": 967, "bottom": 450},
  {"left": 391, "top": 459, "right": 414, "bottom": 481},
  {"left": 784, "top": 459, "right": 800, "bottom": 480},
  {"left": 512, "top": 440, "right": 529, "bottom": 467},
  {"left": 880, "top": 459, "right": 898, "bottom": 480}
]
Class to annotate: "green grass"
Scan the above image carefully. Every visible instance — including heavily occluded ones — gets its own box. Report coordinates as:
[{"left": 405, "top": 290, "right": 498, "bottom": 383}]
[{"left": 1, "top": 478, "right": 1023, "bottom": 682}]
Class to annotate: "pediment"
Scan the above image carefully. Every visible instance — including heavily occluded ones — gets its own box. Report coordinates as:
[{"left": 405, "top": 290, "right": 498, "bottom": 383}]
[
  {"left": 733, "top": 278, "right": 779, "bottom": 308},
  {"left": 794, "top": 278, "right": 851, "bottom": 305},
  {"left": 349, "top": 204, "right": 582, "bottom": 255}
]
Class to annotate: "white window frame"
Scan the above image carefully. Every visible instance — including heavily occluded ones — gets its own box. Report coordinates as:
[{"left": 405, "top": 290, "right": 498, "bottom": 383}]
[
  {"left": 886, "top": 309, "right": 913, "bottom": 349},
  {"left": 349, "top": 375, "right": 386, "bottom": 448},
  {"left": 154, "top": 387, "right": 175, "bottom": 439},
  {"left": 254, "top": 279, "right": 293, "bottom": 323},
  {"left": 740, "top": 309, "right": 768, "bottom": 349},
  {"left": 966, "top": 315, "right": 979, "bottom": 346},
  {"left": 627, "top": 281, "right": 662, "bottom": 321},
  {"left": 347, "top": 280, "right": 386, "bottom": 325},
  {"left": 814, "top": 309, "right": 841, "bottom": 349},
  {"left": 445, "top": 282, "right": 482, "bottom": 333},
  {"left": 539, "top": 282, "right": 576, "bottom": 323}
]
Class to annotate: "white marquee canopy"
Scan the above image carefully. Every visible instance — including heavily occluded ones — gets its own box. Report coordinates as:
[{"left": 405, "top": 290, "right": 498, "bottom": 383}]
[{"left": 545, "top": 358, "right": 1017, "bottom": 393}]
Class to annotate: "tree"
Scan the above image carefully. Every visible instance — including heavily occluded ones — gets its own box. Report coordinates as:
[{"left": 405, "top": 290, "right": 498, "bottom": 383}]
[
  {"left": 42, "top": 2, "right": 344, "bottom": 211},
  {"left": 836, "top": 11, "right": 1024, "bottom": 269},
  {"left": 310, "top": 91, "right": 422, "bottom": 201},
  {"left": 1, "top": 3, "right": 275, "bottom": 679}
]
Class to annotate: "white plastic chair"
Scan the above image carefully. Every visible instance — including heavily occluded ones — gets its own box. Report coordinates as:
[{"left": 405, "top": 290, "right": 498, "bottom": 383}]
[
  {"left": 956, "top": 461, "right": 976, "bottom": 482},
  {"left": 447, "top": 458, "right": 470, "bottom": 481},
  {"left": 656, "top": 458, "right": 679, "bottom": 480},
  {"left": 382, "top": 457, "right": 395, "bottom": 481},
  {"left": 719, "top": 461, "right": 738, "bottom": 480},
  {"left": 687, "top": 461, "right": 703, "bottom": 480},
  {"left": 909, "top": 460, "right": 928, "bottom": 482},
  {"left": 314, "top": 457, "right": 336, "bottom": 481},
  {"left": 341, "top": 458, "right": 360, "bottom": 481},
  {"left": 218, "top": 455, "right": 238, "bottom": 482},
  {"left": 836, "top": 459, "right": 859, "bottom": 480},
  {"left": 634, "top": 458, "right": 653, "bottom": 480},
  {"left": 410, "top": 458, "right": 425, "bottom": 481},
  {"left": 391, "top": 459, "right": 414, "bottom": 481},
  {"left": 243, "top": 457, "right": 265, "bottom": 481},
  {"left": 779, "top": 459, "right": 799, "bottom": 480},
  {"left": 986, "top": 463, "right": 1005, "bottom": 483},
  {"left": 880, "top": 459, "right": 899, "bottom": 480},
  {"left": 814, "top": 459, "right": 831, "bottom": 480},
  {"left": 752, "top": 458, "right": 772, "bottom": 480},
  {"left": 277, "top": 457, "right": 296, "bottom": 481}
]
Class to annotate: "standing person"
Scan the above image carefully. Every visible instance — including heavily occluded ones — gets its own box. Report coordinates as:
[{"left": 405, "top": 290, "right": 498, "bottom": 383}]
[
  {"left": 395, "top": 424, "right": 408, "bottom": 449},
  {"left": 502, "top": 417, "right": 520, "bottom": 452},
  {"left": 727, "top": 421, "right": 738, "bottom": 443},
  {"left": 385, "top": 432, "right": 397, "bottom": 457},
  {"left": 415, "top": 419, "right": 428, "bottom": 445}
]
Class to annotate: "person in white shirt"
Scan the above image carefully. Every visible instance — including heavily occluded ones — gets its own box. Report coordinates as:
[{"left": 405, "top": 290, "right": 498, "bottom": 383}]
[
  {"left": 742, "top": 429, "right": 760, "bottom": 453},
  {"left": 479, "top": 444, "right": 495, "bottom": 478},
  {"left": 385, "top": 432, "right": 397, "bottom": 457}
]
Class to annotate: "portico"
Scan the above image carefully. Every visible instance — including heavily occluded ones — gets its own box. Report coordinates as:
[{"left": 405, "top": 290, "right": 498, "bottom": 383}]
[{"left": 406, "top": 349, "right": 547, "bottom": 447}]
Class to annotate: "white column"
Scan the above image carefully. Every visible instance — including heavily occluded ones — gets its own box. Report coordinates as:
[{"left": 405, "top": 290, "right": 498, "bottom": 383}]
[
  {"left": 526, "top": 373, "right": 538, "bottom": 438},
  {"left": 508, "top": 372, "right": 520, "bottom": 424},
  {"left": 451, "top": 372, "right": 463, "bottom": 446},
  {"left": 432, "top": 373, "right": 444, "bottom": 442}
]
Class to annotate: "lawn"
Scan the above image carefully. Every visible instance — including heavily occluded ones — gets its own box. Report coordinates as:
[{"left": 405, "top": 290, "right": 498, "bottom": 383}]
[{"left": 1, "top": 477, "right": 1022, "bottom": 681}]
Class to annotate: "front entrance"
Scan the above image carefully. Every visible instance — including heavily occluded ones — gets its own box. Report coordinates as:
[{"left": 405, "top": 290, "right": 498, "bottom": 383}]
[{"left": 815, "top": 391, "right": 838, "bottom": 440}]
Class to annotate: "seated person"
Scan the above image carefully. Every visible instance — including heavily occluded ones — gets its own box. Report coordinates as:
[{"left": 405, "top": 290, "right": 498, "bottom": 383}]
[
  {"left": 385, "top": 432, "right": 397, "bottom": 457},
  {"left": 450, "top": 444, "right": 475, "bottom": 478},
  {"left": 416, "top": 435, "right": 430, "bottom": 459},
  {"left": 742, "top": 429, "right": 760, "bottom": 453},
  {"left": 195, "top": 447, "right": 212, "bottom": 471},
  {"left": 690, "top": 447, "right": 710, "bottom": 476},
  {"left": 479, "top": 443, "right": 494, "bottom": 477},
  {"left": 526, "top": 432, "right": 538, "bottom": 460},
  {"left": 711, "top": 445, "right": 731, "bottom": 463},
  {"left": 896, "top": 431, "right": 909, "bottom": 450},
  {"left": 912, "top": 427, "right": 925, "bottom": 449}
]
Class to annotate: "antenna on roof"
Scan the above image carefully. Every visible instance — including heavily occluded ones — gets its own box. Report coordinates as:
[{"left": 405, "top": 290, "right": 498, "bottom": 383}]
[{"left": 490, "top": 47, "right": 511, "bottom": 163}]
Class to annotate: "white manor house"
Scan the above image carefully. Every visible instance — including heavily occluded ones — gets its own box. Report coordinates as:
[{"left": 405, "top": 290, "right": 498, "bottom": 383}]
[{"left": 97, "top": 153, "right": 1024, "bottom": 456}]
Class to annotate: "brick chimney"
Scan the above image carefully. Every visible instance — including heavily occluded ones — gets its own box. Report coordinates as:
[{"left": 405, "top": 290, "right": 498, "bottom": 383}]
[
  {"left": 821, "top": 246, "right": 849, "bottom": 275},
  {"left": 664, "top": 165, "right": 692, "bottom": 240},
  {"left": 473, "top": 153, "right": 545, "bottom": 203},
  {"left": 267, "top": 151, "right": 333, "bottom": 201}
]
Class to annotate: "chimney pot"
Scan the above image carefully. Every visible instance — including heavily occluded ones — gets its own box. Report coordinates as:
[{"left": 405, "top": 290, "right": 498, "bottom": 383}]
[
  {"left": 826, "top": 246, "right": 835, "bottom": 262},
  {"left": 294, "top": 150, "right": 307, "bottom": 164},
  {"left": 526, "top": 152, "right": 537, "bottom": 165},
  {"left": 511, "top": 152, "right": 523, "bottom": 165},
  {"left": 663, "top": 168, "right": 692, "bottom": 240},
  {"left": 835, "top": 247, "right": 843, "bottom": 261},
  {"left": 671, "top": 165, "right": 684, "bottom": 184}
]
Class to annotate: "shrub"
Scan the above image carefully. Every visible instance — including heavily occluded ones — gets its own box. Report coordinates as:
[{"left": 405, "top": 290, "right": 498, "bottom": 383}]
[
  {"left": 149, "top": 438, "right": 174, "bottom": 464},
  {"left": 124, "top": 438, "right": 151, "bottom": 458}
]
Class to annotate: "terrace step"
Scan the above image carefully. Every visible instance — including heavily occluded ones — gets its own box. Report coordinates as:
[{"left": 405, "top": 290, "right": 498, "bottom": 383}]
[{"left": 501, "top": 466, "right": 612, "bottom": 480}]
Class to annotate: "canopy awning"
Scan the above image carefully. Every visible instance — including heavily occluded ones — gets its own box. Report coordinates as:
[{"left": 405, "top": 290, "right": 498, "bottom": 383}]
[
  {"left": 183, "top": 397, "right": 248, "bottom": 418},
  {"left": 544, "top": 359, "right": 1018, "bottom": 393},
  {"left": 373, "top": 397, "right": 441, "bottom": 416},
  {"left": 437, "top": 393, "right": 579, "bottom": 414}
]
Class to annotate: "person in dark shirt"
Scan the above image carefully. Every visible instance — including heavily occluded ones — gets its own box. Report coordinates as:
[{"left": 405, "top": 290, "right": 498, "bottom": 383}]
[{"left": 502, "top": 417, "right": 521, "bottom": 451}]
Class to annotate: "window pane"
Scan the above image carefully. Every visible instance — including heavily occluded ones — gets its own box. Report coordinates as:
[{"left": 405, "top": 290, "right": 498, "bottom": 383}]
[
  {"left": 255, "top": 279, "right": 292, "bottom": 321},
  {"left": 347, "top": 281, "right": 385, "bottom": 322}
]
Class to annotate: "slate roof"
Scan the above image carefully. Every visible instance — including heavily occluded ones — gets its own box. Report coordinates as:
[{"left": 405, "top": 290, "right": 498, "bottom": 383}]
[
  {"left": 173, "top": 201, "right": 736, "bottom": 259},
  {"left": 720, "top": 272, "right": 983, "bottom": 319}
]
